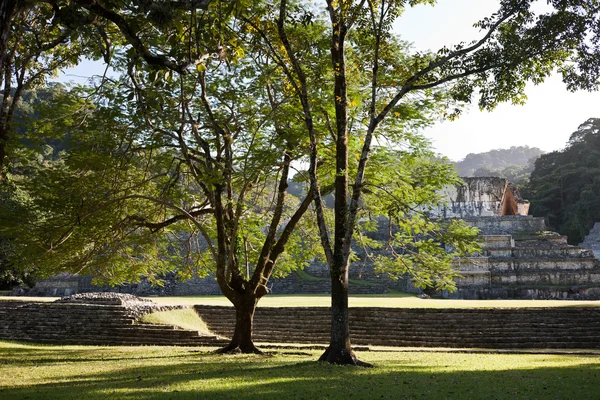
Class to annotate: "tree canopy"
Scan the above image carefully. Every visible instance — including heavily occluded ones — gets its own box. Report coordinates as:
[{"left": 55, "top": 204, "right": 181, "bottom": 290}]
[
  {"left": 4, "top": 0, "right": 600, "bottom": 366},
  {"left": 528, "top": 118, "right": 600, "bottom": 244}
]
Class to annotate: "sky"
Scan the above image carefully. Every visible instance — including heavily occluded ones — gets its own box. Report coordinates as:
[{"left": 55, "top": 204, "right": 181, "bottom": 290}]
[
  {"left": 56, "top": 0, "right": 600, "bottom": 162},
  {"left": 395, "top": 0, "right": 600, "bottom": 161}
]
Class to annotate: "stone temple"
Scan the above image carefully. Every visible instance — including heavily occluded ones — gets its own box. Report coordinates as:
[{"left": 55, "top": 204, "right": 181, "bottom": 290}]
[{"left": 16, "top": 177, "right": 600, "bottom": 300}]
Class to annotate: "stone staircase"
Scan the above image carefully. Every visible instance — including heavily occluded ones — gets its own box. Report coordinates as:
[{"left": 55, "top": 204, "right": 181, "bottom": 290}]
[
  {"left": 4, "top": 301, "right": 600, "bottom": 350},
  {"left": 0, "top": 301, "right": 228, "bottom": 346},
  {"left": 195, "top": 305, "right": 600, "bottom": 349},
  {"left": 451, "top": 229, "right": 600, "bottom": 299}
]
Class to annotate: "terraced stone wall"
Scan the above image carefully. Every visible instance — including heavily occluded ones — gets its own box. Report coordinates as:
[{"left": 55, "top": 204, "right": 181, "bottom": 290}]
[
  {"left": 462, "top": 215, "right": 546, "bottom": 235},
  {"left": 0, "top": 301, "right": 226, "bottom": 346},
  {"left": 195, "top": 305, "right": 600, "bottom": 349}
]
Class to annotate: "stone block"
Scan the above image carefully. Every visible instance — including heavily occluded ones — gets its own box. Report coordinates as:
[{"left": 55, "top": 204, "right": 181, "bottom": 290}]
[
  {"left": 463, "top": 216, "right": 546, "bottom": 235},
  {"left": 482, "top": 235, "right": 514, "bottom": 248}
]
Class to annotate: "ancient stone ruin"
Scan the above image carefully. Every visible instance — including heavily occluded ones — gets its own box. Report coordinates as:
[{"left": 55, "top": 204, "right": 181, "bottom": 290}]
[
  {"left": 441, "top": 178, "right": 600, "bottom": 299},
  {"left": 450, "top": 218, "right": 600, "bottom": 299},
  {"left": 0, "top": 292, "right": 227, "bottom": 346},
  {"left": 12, "top": 177, "right": 600, "bottom": 300},
  {"left": 433, "top": 176, "right": 530, "bottom": 218}
]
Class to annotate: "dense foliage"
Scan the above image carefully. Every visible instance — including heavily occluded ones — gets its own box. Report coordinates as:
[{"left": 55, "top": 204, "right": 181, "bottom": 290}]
[
  {"left": 528, "top": 118, "right": 600, "bottom": 244},
  {"left": 3, "top": 0, "right": 600, "bottom": 364}
]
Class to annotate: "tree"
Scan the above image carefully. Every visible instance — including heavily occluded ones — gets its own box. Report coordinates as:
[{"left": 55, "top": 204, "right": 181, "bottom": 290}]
[
  {"left": 3, "top": 6, "right": 325, "bottom": 354},
  {"left": 255, "top": 0, "right": 600, "bottom": 365},
  {"left": 0, "top": 0, "right": 221, "bottom": 180},
  {"left": 528, "top": 118, "right": 600, "bottom": 244},
  {"left": 7, "top": 0, "right": 600, "bottom": 366},
  {"left": 0, "top": 2, "right": 98, "bottom": 181}
]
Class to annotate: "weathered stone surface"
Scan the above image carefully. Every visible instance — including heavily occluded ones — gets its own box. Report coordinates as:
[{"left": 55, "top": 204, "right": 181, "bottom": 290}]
[
  {"left": 432, "top": 177, "right": 529, "bottom": 218},
  {"left": 195, "top": 305, "right": 600, "bottom": 349},
  {"left": 482, "top": 235, "right": 514, "bottom": 248},
  {"left": 55, "top": 292, "right": 152, "bottom": 305},
  {"left": 0, "top": 300, "right": 227, "bottom": 346},
  {"left": 448, "top": 226, "right": 600, "bottom": 299},
  {"left": 462, "top": 215, "right": 546, "bottom": 235},
  {"left": 582, "top": 223, "right": 600, "bottom": 258}
]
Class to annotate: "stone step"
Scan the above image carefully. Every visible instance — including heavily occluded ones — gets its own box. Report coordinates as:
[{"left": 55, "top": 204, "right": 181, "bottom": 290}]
[
  {"left": 489, "top": 258, "right": 600, "bottom": 270},
  {"left": 247, "top": 331, "right": 600, "bottom": 344},
  {"left": 1, "top": 322, "right": 219, "bottom": 334},
  {"left": 6, "top": 302, "right": 600, "bottom": 350},
  {"left": 0, "top": 329, "right": 223, "bottom": 341},
  {"left": 214, "top": 325, "right": 600, "bottom": 339},
  {"left": 485, "top": 247, "right": 593, "bottom": 258},
  {"left": 513, "top": 236, "right": 569, "bottom": 248},
  {"left": 6, "top": 337, "right": 229, "bottom": 346},
  {"left": 490, "top": 273, "right": 600, "bottom": 286},
  {"left": 481, "top": 235, "right": 514, "bottom": 248},
  {"left": 201, "top": 321, "right": 600, "bottom": 336},
  {"left": 196, "top": 305, "right": 600, "bottom": 349},
  {"left": 200, "top": 310, "right": 600, "bottom": 321}
]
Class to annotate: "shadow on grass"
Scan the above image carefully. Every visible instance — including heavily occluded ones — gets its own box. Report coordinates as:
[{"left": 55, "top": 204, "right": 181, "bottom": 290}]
[
  {"left": 2, "top": 346, "right": 600, "bottom": 400},
  {"left": 1, "top": 344, "right": 209, "bottom": 365}
]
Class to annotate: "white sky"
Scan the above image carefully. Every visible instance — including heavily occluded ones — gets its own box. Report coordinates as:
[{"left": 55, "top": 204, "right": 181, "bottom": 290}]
[
  {"left": 396, "top": 0, "right": 600, "bottom": 161},
  {"left": 56, "top": 0, "right": 600, "bottom": 161}
]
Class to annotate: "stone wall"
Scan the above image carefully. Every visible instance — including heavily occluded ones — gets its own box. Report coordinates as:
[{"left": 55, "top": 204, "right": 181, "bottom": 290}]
[
  {"left": 448, "top": 229, "right": 600, "bottom": 299},
  {"left": 0, "top": 299, "right": 226, "bottom": 346},
  {"left": 462, "top": 215, "right": 546, "bottom": 235},
  {"left": 434, "top": 177, "right": 506, "bottom": 218},
  {"left": 196, "top": 305, "right": 600, "bottom": 349},
  {"left": 431, "top": 177, "right": 529, "bottom": 218}
]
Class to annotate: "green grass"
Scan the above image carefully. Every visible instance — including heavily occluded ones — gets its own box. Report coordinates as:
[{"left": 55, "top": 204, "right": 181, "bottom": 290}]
[
  {"left": 0, "top": 296, "right": 56, "bottom": 302},
  {"left": 294, "top": 269, "right": 327, "bottom": 281},
  {"left": 140, "top": 309, "right": 210, "bottom": 334},
  {"left": 1, "top": 341, "right": 599, "bottom": 399},
  {"left": 3, "top": 294, "right": 600, "bottom": 308},
  {"left": 144, "top": 294, "right": 600, "bottom": 309}
]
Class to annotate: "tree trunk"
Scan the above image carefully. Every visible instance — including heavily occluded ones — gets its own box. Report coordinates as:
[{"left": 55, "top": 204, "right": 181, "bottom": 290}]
[
  {"left": 318, "top": 265, "right": 372, "bottom": 367},
  {"left": 0, "top": 139, "right": 5, "bottom": 182},
  {"left": 0, "top": 0, "right": 17, "bottom": 181},
  {"left": 216, "top": 294, "right": 263, "bottom": 354}
]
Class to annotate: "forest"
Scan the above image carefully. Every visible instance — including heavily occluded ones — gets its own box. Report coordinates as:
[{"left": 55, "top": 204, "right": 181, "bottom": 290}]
[
  {"left": 454, "top": 146, "right": 544, "bottom": 185},
  {"left": 527, "top": 119, "right": 600, "bottom": 244}
]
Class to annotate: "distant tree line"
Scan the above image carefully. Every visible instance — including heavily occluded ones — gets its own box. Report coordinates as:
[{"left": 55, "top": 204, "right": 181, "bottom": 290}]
[
  {"left": 454, "top": 146, "right": 544, "bottom": 185},
  {"left": 528, "top": 119, "right": 600, "bottom": 244}
]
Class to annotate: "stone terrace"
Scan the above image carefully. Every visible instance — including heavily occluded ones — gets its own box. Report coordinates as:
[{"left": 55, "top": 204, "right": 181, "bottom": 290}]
[
  {"left": 0, "top": 301, "right": 227, "bottom": 347},
  {"left": 3, "top": 300, "right": 600, "bottom": 350},
  {"left": 196, "top": 305, "right": 600, "bottom": 349}
]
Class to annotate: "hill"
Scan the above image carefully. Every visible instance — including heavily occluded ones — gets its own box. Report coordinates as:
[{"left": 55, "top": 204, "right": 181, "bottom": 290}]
[{"left": 454, "top": 146, "right": 544, "bottom": 184}]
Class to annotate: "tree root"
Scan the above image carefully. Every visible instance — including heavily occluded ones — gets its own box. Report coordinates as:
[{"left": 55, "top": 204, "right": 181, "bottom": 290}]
[
  {"left": 215, "top": 341, "right": 264, "bottom": 355},
  {"left": 318, "top": 345, "right": 373, "bottom": 367}
]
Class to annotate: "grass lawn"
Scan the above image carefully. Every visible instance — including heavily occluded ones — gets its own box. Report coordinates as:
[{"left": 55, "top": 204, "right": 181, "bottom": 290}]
[
  {"left": 145, "top": 294, "right": 600, "bottom": 309},
  {"left": 1, "top": 341, "right": 599, "bottom": 399},
  {"left": 3, "top": 293, "right": 600, "bottom": 308},
  {"left": 140, "top": 309, "right": 209, "bottom": 333}
]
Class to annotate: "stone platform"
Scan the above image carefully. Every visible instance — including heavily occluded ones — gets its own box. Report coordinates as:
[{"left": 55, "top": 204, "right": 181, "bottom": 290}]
[
  {"left": 451, "top": 230, "right": 600, "bottom": 299},
  {"left": 4, "top": 299, "right": 600, "bottom": 350},
  {"left": 195, "top": 305, "right": 600, "bottom": 349},
  {"left": 0, "top": 294, "right": 227, "bottom": 346}
]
